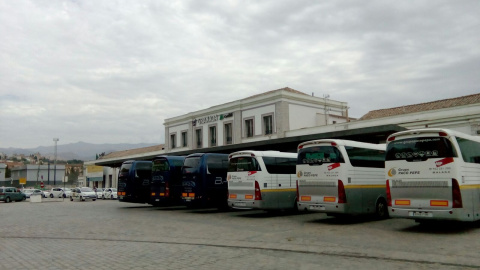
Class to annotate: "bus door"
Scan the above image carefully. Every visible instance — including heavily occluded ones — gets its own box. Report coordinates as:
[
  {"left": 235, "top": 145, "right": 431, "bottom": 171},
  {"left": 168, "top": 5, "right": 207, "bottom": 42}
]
[
  {"left": 134, "top": 162, "right": 152, "bottom": 203},
  {"left": 273, "top": 157, "right": 297, "bottom": 209},
  {"left": 206, "top": 155, "right": 229, "bottom": 206}
]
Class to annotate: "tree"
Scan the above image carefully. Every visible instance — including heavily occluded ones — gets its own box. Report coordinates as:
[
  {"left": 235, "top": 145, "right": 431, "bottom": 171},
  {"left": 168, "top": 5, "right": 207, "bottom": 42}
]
[
  {"left": 66, "top": 167, "right": 80, "bottom": 184},
  {"left": 5, "top": 165, "right": 11, "bottom": 178}
]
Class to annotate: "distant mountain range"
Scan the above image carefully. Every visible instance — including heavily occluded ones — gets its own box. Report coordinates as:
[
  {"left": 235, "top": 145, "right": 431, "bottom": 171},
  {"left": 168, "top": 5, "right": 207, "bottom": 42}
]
[{"left": 0, "top": 142, "right": 159, "bottom": 161}]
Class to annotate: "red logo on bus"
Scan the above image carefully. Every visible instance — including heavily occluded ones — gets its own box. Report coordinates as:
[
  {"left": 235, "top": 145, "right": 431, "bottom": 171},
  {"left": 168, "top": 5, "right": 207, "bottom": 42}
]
[
  {"left": 328, "top": 163, "right": 340, "bottom": 171},
  {"left": 248, "top": 171, "right": 257, "bottom": 176},
  {"left": 435, "top": 157, "right": 454, "bottom": 167}
]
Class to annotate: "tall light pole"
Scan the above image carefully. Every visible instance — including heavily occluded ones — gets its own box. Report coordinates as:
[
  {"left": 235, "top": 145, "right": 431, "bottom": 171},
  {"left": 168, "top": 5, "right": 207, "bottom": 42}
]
[
  {"left": 53, "top": 138, "right": 59, "bottom": 185},
  {"left": 323, "top": 94, "right": 330, "bottom": 125}
]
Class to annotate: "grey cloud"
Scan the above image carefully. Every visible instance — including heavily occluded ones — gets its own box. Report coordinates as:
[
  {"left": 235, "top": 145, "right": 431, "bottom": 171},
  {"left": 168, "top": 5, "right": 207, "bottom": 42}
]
[{"left": 1, "top": 0, "right": 479, "bottom": 148}]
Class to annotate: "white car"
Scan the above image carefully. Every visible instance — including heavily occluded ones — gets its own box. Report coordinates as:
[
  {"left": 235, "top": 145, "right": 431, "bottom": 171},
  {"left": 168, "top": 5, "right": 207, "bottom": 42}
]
[
  {"left": 102, "top": 188, "right": 118, "bottom": 200},
  {"left": 95, "top": 188, "right": 105, "bottom": 199},
  {"left": 70, "top": 187, "right": 97, "bottom": 201},
  {"left": 63, "top": 188, "right": 72, "bottom": 197},
  {"left": 42, "top": 190, "right": 51, "bottom": 198},
  {"left": 50, "top": 187, "right": 70, "bottom": 198},
  {"left": 23, "top": 189, "right": 45, "bottom": 198}
]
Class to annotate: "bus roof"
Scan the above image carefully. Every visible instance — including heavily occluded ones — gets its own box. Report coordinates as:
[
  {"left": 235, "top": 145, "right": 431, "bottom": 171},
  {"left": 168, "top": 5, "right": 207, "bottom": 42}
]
[
  {"left": 153, "top": 155, "right": 185, "bottom": 161},
  {"left": 121, "top": 160, "right": 152, "bottom": 165},
  {"left": 387, "top": 128, "right": 479, "bottom": 142},
  {"left": 228, "top": 150, "right": 297, "bottom": 159},
  {"left": 298, "top": 139, "right": 385, "bottom": 151},
  {"left": 185, "top": 153, "right": 229, "bottom": 158}
]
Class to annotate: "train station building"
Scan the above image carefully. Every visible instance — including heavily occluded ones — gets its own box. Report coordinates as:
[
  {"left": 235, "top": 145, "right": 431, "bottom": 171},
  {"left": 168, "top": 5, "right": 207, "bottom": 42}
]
[{"left": 88, "top": 88, "right": 480, "bottom": 188}]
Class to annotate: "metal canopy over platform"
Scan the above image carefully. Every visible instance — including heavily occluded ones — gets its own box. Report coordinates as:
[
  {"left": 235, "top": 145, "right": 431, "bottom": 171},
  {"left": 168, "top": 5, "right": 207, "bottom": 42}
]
[{"left": 94, "top": 124, "right": 406, "bottom": 168}]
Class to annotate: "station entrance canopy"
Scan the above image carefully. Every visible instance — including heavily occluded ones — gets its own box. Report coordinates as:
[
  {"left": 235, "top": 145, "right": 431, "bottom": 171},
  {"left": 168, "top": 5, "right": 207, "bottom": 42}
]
[{"left": 94, "top": 124, "right": 406, "bottom": 168}]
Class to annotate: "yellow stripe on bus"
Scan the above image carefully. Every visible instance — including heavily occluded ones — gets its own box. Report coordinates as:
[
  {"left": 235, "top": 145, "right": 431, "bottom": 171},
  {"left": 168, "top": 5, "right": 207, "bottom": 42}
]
[
  {"left": 262, "top": 188, "right": 297, "bottom": 192},
  {"left": 460, "top": 185, "right": 480, "bottom": 190}
]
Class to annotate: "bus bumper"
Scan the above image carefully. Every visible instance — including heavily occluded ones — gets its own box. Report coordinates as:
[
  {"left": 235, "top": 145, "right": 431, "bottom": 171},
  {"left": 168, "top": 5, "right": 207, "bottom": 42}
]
[
  {"left": 388, "top": 207, "right": 475, "bottom": 222},
  {"left": 228, "top": 199, "right": 257, "bottom": 209},
  {"left": 297, "top": 202, "right": 346, "bottom": 213}
]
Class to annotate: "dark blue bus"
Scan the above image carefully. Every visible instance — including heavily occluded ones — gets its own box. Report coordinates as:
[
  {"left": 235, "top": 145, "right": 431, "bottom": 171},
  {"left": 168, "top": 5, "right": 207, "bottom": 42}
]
[
  {"left": 118, "top": 160, "right": 152, "bottom": 204},
  {"left": 181, "top": 153, "right": 229, "bottom": 208},
  {"left": 150, "top": 156, "right": 185, "bottom": 206}
]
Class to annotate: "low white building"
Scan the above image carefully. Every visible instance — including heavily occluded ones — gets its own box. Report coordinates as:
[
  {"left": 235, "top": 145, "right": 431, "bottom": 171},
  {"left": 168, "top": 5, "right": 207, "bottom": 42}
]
[
  {"left": 0, "top": 163, "right": 6, "bottom": 182},
  {"left": 84, "top": 165, "right": 118, "bottom": 189},
  {"left": 10, "top": 164, "right": 66, "bottom": 188}
]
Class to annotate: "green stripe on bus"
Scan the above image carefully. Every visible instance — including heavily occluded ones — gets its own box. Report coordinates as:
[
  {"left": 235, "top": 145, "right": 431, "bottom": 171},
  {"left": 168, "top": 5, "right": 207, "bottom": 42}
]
[
  {"left": 262, "top": 189, "right": 296, "bottom": 192},
  {"left": 344, "top": 185, "right": 386, "bottom": 189}
]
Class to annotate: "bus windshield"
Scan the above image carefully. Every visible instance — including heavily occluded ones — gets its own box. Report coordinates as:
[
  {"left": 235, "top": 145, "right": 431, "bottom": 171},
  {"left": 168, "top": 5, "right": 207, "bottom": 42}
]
[
  {"left": 120, "top": 163, "right": 132, "bottom": 173},
  {"left": 297, "top": 146, "right": 345, "bottom": 165},
  {"left": 228, "top": 157, "right": 261, "bottom": 172},
  {"left": 152, "top": 159, "right": 169, "bottom": 172},
  {"left": 386, "top": 137, "right": 458, "bottom": 161},
  {"left": 183, "top": 157, "right": 201, "bottom": 174}
]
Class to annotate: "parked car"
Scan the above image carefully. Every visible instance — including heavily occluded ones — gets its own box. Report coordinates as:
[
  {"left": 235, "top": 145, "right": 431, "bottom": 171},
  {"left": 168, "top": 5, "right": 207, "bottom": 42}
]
[
  {"left": 0, "top": 187, "right": 26, "bottom": 202},
  {"left": 64, "top": 188, "right": 72, "bottom": 197},
  {"left": 50, "top": 187, "right": 68, "bottom": 198},
  {"left": 42, "top": 190, "right": 51, "bottom": 198},
  {"left": 70, "top": 187, "right": 97, "bottom": 201},
  {"left": 102, "top": 188, "right": 118, "bottom": 200},
  {"left": 23, "top": 189, "right": 45, "bottom": 198},
  {"left": 95, "top": 188, "right": 105, "bottom": 199}
]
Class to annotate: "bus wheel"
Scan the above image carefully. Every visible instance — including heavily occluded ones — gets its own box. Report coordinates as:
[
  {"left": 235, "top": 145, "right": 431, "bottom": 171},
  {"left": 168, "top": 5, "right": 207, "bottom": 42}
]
[{"left": 375, "top": 198, "right": 389, "bottom": 219}]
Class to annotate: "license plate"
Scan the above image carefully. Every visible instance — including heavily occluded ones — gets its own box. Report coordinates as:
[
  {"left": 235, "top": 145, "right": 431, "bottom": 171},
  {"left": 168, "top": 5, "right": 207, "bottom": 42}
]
[
  {"left": 409, "top": 211, "right": 433, "bottom": 217},
  {"left": 119, "top": 196, "right": 124, "bottom": 199},
  {"left": 155, "top": 199, "right": 159, "bottom": 202},
  {"left": 309, "top": 205, "right": 325, "bottom": 210},
  {"left": 234, "top": 202, "right": 247, "bottom": 207}
]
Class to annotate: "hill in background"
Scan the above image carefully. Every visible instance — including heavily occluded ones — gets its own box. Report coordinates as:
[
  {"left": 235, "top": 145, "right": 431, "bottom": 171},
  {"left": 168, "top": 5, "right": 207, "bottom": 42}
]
[{"left": 0, "top": 141, "right": 159, "bottom": 161}]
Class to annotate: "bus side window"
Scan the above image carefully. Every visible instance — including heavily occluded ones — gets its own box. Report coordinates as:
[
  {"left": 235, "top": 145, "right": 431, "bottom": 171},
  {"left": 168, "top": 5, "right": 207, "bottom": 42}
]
[
  {"left": 456, "top": 137, "right": 480, "bottom": 164},
  {"left": 263, "top": 157, "right": 296, "bottom": 174},
  {"left": 207, "top": 156, "right": 228, "bottom": 175}
]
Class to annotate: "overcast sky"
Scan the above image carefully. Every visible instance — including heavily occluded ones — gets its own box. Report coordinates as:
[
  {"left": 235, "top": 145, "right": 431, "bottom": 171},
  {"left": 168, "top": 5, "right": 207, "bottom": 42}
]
[{"left": 1, "top": 0, "right": 479, "bottom": 149}]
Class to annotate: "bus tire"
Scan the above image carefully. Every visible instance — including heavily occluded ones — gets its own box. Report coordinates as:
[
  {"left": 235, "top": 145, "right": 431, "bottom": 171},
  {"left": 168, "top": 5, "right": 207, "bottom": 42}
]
[{"left": 375, "top": 198, "right": 389, "bottom": 219}]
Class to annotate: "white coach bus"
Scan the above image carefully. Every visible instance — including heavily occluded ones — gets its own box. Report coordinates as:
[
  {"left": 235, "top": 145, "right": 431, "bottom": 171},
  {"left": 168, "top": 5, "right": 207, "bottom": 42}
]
[
  {"left": 386, "top": 128, "right": 480, "bottom": 222},
  {"left": 227, "top": 150, "right": 298, "bottom": 210},
  {"left": 296, "top": 139, "right": 388, "bottom": 218}
]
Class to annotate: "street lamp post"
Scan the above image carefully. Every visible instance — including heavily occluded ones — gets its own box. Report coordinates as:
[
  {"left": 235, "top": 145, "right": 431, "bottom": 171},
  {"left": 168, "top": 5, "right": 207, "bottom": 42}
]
[{"left": 53, "top": 138, "right": 59, "bottom": 186}]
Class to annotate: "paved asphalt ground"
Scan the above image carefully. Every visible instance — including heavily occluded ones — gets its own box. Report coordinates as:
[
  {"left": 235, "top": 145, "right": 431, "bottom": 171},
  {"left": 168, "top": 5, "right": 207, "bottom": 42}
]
[{"left": 1, "top": 198, "right": 480, "bottom": 270}]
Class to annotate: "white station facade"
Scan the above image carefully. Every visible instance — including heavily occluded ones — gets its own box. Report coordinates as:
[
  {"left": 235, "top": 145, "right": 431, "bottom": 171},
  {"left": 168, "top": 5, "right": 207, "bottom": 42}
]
[{"left": 92, "top": 88, "right": 480, "bottom": 169}]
